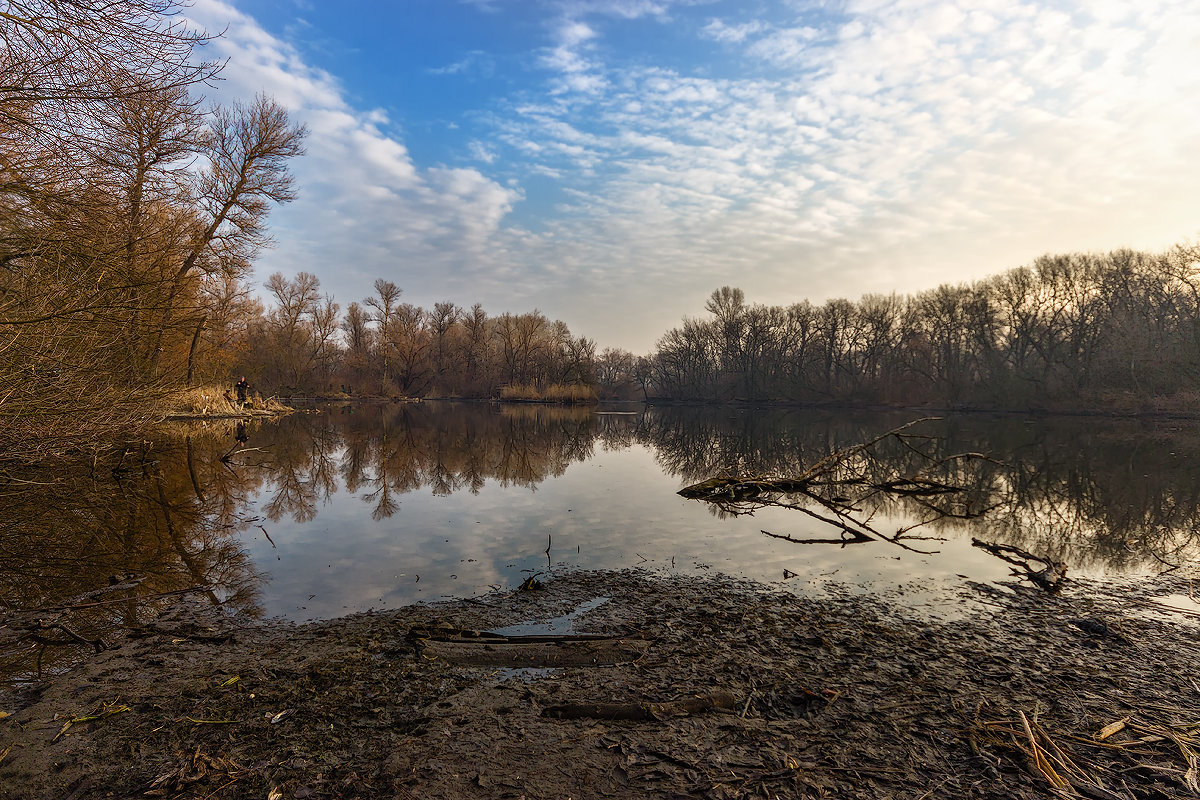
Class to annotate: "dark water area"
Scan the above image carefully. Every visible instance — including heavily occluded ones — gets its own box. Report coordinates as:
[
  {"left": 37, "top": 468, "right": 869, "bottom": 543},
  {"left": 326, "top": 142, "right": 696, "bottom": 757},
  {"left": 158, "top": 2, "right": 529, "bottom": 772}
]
[{"left": 4, "top": 401, "right": 1200, "bottom": 679}]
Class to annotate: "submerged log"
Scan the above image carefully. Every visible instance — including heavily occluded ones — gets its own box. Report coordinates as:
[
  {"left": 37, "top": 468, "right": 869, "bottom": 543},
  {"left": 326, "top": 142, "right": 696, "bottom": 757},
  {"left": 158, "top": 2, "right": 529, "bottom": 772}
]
[
  {"left": 678, "top": 475, "right": 812, "bottom": 500},
  {"left": 971, "top": 538, "right": 1068, "bottom": 592}
]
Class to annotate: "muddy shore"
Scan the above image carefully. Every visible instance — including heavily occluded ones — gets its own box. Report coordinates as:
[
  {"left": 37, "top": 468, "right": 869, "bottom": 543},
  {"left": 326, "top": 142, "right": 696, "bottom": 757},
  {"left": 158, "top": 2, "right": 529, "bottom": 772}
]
[{"left": 3, "top": 569, "right": 1199, "bottom": 799}]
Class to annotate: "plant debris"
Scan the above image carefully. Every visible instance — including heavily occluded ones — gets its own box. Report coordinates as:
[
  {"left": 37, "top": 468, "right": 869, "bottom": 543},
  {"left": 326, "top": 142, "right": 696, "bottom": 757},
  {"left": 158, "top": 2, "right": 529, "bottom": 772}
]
[{"left": 4, "top": 569, "right": 1200, "bottom": 799}]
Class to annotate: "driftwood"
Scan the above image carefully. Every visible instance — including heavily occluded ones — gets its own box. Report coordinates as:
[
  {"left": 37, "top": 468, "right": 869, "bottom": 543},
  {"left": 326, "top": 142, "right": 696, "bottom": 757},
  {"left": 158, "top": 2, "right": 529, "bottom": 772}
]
[
  {"left": 542, "top": 691, "right": 737, "bottom": 720},
  {"left": 971, "top": 537, "right": 1068, "bottom": 591},
  {"left": 680, "top": 418, "right": 998, "bottom": 553},
  {"left": 409, "top": 627, "right": 649, "bottom": 667},
  {"left": 762, "top": 528, "right": 871, "bottom": 546}
]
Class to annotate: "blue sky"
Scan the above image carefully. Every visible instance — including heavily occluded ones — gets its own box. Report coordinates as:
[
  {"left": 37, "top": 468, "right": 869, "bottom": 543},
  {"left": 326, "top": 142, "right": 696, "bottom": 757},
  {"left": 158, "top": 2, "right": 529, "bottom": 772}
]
[{"left": 188, "top": 0, "right": 1200, "bottom": 352}]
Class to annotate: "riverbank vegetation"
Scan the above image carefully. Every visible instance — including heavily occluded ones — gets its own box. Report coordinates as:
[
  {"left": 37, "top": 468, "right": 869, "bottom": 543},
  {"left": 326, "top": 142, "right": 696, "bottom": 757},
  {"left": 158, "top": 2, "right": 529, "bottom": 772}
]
[
  {"left": 256, "top": 276, "right": 598, "bottom": 402},
  {"left": 0, "top": 0, "right": 305, "bottom": 461},
  {"left": 635, "top": 244, "right": 1200, "bottom": 411}
]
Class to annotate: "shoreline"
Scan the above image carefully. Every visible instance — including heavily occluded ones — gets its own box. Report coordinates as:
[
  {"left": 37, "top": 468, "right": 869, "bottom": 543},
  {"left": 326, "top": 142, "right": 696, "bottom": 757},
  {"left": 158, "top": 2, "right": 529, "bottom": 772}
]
[
  {"left": 4, "top": 568, "right": 1199, "bottom": 799},
  {"left": 265, "top": 393, "right": 1200, "bottom": 422},
  {"left": 159, "top": 408, "right": 293, "bottom": 421}
]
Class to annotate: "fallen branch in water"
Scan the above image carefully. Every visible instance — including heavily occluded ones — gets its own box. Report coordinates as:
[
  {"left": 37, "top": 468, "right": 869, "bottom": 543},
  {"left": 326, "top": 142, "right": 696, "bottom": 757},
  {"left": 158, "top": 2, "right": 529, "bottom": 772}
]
[
  {"left": 680, "top": 418, "right": 990, "bottom": 552},
  {"left": 971, "top": 538, "right": 1068, "bottom": 592},
  {"left": 762, "top": 528, "right": 872, "bottom": 546}
]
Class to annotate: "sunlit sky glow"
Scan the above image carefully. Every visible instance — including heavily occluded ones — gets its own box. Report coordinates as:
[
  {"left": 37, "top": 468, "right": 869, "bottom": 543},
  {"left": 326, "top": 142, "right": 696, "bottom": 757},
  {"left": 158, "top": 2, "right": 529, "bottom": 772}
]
[{"left": 188, "top": 0, "right": 1200, "bottom": 352}]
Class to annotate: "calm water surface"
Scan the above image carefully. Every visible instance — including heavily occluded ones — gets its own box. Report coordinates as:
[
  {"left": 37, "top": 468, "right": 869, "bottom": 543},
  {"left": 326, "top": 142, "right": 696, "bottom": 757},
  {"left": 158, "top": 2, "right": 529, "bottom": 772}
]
[{"left": 5, "top": 402, "right": 1199, "bottom": 635}]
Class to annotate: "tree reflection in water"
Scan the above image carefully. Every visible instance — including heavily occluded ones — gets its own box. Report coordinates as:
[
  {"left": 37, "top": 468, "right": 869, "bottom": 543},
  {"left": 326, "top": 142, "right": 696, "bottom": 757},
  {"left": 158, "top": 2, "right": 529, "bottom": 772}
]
[
  {"left": 641, "top": 408, "right": 1200, "bottom": 572},
  {"left": 4, "top": 403, "right": 1200, "bottom": 684},
  {"left": 0, "top": 424, "right": 268, "bottom": 682},
  {"left": 273, "top": 403, "right": 603, "bottom": 522}
]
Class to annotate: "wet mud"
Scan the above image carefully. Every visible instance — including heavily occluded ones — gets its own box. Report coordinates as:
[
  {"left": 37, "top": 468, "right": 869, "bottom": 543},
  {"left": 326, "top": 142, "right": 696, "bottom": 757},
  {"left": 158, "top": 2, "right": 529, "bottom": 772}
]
[{"left": 3, "top": 569, "right": 1200, "bottom": 799}]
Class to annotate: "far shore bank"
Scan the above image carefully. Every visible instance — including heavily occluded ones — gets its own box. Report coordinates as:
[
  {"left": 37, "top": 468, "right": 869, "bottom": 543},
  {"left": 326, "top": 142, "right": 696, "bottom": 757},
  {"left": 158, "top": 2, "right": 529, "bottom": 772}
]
[
  {"left": 250, "top": 391, "right": 1200, "bottom": 422},
  {"left": 158, "top": 385, "right": 295, "bottom": 422}
]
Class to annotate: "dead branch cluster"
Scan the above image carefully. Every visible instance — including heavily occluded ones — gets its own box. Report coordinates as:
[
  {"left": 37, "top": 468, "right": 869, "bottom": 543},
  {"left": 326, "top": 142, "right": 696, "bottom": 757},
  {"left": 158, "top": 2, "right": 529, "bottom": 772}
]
[
  {"left": 971, "top": 537, "right": 1070, "bottom": 592},
  {"left": 679, "top": 418, "right": 999, "bottom": 553}
]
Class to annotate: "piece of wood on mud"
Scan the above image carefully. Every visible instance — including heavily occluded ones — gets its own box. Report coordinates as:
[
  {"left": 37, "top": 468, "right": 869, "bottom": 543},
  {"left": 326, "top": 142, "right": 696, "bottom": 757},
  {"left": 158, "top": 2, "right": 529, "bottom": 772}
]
[
  {"left": 1096, "top": 719, "right": 1128, "bottom": 741},
  {"left": 542, "top": 691, "right": 737, "bottom": 720},
  {"left": 410, "top": 627, "right": 650, "bottom": 667},
  {"left": 418, "top": 637, "right": 649, "bottom": 667}
]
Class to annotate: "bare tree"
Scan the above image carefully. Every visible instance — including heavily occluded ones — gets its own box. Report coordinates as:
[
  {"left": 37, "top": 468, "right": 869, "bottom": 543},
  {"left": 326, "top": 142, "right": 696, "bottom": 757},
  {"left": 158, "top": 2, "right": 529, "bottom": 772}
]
[
  {"left": 0, "top": 0, "right": 224, "bottom": 460},
  {"left": 365, "top": 279, "right": 402, "bottom": 386},
  {"left": 428, "top": 300, "right": 461, "bottom": 385},
  {"left": 147, "top": 94, "right": 307, "bottom": 376},
  {"left": 259, "top": 272, "right": 339, "bottom": 391},
  {"left": 340, "top": 301, "right": 373, "bottom": 385}
]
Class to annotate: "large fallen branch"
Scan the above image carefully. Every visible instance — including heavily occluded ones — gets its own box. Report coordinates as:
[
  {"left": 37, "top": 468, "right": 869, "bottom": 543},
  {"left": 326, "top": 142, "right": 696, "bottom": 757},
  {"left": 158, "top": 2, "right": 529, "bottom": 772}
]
[
  {"left": 971, "top": 538, "right": 1068, "bottom": 592},
  {"left": 679, "top": 418, "right": 999, "bottom": 552}
]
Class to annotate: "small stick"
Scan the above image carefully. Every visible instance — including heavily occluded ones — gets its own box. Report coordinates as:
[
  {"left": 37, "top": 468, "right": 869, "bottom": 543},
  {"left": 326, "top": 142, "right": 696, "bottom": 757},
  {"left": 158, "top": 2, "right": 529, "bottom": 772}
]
[{"left": 21, "top": 585, "right": 209, "bottom": 613}]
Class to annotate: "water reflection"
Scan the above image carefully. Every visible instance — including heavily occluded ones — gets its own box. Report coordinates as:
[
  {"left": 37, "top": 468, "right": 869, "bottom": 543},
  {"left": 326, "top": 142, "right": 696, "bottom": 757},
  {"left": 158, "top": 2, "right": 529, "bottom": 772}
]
[
  {"left": 254, "top": 403, "right": 605, "bottom": 523},
  {"left": 0, "top": 426, "right": 267, "bottom": 681},
  {"left": 641, "top": 408, "right": 1200, "bottom": 572},
  {"left": 3, "top": 403, "right": 1200, "bottom": 681}
]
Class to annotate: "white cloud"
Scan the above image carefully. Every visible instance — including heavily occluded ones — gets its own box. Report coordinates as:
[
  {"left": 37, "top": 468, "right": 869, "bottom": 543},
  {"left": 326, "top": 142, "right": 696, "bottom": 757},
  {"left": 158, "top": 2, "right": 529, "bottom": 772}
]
[
  {"left": 701, "top": 19, "right": 766, "bottom": 43},
  {"left": 474, "top": 0, "right": 1200, "bottom": 346},
  {"left": 427, "top": 50, "right": 495, "bottom": 77},
  {"left": 187, "top": 0, "right": 528, "bottom": 309},
  {"left": 745, "top": 25, "right": 822, "bottom": 66},
  {"left": 468, "top": 141, "right": 498, "bottom": 164},
  {"left": 189, "top": 0, "right": 1200, "bottom": 352}
]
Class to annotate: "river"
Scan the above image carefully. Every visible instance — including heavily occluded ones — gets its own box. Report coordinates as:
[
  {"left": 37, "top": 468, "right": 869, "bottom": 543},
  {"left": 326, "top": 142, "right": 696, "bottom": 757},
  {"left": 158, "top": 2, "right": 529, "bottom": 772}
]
[{"left": 5, "top": 402, "right": 1199, "bottom": 635}]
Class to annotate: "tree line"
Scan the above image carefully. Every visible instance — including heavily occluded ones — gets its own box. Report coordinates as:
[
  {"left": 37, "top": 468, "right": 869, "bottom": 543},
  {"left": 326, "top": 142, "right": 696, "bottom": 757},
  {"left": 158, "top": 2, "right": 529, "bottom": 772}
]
[
  {"left": 628, "top": 243, "right": 1200, "bottom": 411},
  {"left": 243, "top": 274, "right": 598, "bottom": 401}
]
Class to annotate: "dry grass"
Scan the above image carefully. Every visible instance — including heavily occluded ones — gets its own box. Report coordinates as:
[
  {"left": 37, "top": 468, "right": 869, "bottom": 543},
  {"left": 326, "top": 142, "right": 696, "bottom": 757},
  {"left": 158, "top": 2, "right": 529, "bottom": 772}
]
[
  {"left": 499, "top": 383, "right": 599, "bottom": 403},
  {"left": 165, "top": 385, "right": 241, "bottom": 416},
  {"left": 978, "top": 707, "right": 1200, "bottom": 798},
  {"left": 162, "top": 385, "right": 291, "bottom": 417}
]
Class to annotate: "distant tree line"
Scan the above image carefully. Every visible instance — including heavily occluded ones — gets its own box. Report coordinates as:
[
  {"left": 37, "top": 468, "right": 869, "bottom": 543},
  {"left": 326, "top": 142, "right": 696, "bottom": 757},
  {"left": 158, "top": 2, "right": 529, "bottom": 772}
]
[
  {"left": 619, "top": 244, "right": 1200, "bottom": 411},
  {"left": 242, "top": 275, "right": 598, "bottom": 400}
]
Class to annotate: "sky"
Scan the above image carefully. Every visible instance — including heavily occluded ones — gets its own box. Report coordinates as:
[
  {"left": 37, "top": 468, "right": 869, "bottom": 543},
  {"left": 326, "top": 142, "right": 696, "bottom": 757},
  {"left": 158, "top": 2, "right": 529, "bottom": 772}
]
[{"left": 185, "top": 0, "right": 1200, "bottom": 353}]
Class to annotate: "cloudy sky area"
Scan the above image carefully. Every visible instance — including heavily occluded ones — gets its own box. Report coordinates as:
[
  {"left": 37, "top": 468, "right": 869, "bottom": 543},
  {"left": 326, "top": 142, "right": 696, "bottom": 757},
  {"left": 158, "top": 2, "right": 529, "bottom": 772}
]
[{"left": 187, "top": 0, "right": 1200, "bottom": 352}]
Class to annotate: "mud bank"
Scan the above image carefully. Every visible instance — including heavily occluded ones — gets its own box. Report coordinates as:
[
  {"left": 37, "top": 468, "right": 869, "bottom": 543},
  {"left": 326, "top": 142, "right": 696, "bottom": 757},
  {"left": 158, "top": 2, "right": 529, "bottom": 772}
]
[{"left": 3, "top": 570, "right": 1200, "bottom": 799}]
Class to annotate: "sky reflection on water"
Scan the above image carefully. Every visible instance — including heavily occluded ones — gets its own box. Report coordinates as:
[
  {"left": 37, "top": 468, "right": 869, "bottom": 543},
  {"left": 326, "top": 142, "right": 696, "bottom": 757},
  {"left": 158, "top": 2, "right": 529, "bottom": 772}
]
[
  {"left": 220, "top": 403, "right": 1200, "bottom": 620},
  {"left": 5, "top": 402, "right": 1200, "bottom": 634}
]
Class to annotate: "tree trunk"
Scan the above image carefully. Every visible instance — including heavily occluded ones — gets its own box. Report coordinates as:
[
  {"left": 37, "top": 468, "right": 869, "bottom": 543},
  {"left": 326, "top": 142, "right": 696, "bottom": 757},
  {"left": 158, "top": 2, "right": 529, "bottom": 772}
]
[{"left": 186, "top": 315, "right": 206, "bottom": 386}]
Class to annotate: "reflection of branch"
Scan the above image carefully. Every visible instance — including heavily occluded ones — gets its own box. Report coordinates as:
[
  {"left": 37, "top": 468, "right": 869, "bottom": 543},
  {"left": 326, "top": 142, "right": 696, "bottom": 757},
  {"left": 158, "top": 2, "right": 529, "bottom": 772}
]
[
  {"left": 794, "top": 417, "right": 941, "bottom": 482},
  {"left": 680, "top": 418, "right": 979, "bottom": 554},
  {"left": 1144, "top": 547, "right": 1182, "bottom": 575},
  {"left": 16, "top": 585, "right": 209, "bottom": 613}
]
